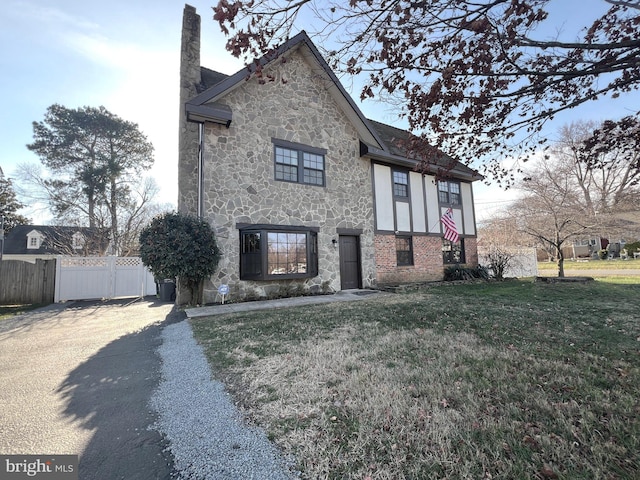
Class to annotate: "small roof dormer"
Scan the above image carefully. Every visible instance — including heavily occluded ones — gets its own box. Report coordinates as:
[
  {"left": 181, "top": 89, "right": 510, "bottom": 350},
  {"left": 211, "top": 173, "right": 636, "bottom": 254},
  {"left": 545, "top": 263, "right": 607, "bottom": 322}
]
[
  {"left": 72, "top": 231, "right": 85, "bottom": 250},
  {"left": 26, "top": 229, "right": 45, "bottom": 250}
]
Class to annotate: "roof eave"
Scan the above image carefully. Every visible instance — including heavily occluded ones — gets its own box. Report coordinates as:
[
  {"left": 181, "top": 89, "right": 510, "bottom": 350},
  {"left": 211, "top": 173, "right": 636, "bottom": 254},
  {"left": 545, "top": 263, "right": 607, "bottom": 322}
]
[
  {"left": 185, "top": 103, "right": 232, "bottom": 127},
  {"left": 360, "top": 142, "right": 483, "bottom": 182}
]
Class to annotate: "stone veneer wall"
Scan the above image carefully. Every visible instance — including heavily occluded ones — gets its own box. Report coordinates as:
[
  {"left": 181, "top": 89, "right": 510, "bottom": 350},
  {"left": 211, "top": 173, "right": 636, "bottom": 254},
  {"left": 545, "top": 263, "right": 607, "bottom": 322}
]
[
  {"left": 374, "top": 235, "right": 444, "bottom": 284},
  {"left": 178, "top": 5, "right": 202, "bottom": 215},
  {"left": 199, "top": 48, "right": 376, "bottom": 303}
]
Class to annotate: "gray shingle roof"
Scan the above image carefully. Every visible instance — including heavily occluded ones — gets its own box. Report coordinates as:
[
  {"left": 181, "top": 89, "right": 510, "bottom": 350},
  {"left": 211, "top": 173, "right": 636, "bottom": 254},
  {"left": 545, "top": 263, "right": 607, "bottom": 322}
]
[
  {"left": 199, "top": 67, "right": 229, "bottom": 93},
  {"left": 366, "top": 119, "right": 481, "bottom": 179},
  {"left": 3, "top": 225, "right": 109, "bottom": 255}
]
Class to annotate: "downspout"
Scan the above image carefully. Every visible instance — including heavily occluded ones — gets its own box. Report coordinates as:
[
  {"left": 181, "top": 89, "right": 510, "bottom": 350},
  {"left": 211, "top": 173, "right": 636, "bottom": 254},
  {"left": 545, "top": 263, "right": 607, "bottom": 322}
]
[{"left": 198, "top": 122, "right": 204, "bottom": 218}]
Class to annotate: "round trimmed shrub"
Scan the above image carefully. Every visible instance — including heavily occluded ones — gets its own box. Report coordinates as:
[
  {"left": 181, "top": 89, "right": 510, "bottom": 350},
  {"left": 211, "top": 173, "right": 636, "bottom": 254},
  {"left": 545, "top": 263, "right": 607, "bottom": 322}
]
[{"left": 140, "top": 212, "right": 220, "bottom": 305}]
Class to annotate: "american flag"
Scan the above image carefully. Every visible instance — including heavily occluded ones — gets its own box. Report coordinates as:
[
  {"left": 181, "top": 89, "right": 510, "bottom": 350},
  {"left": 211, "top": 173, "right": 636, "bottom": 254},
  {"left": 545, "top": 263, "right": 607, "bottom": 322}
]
[{"left": 440, "top": 207, "right": 459, "bottom": 243}]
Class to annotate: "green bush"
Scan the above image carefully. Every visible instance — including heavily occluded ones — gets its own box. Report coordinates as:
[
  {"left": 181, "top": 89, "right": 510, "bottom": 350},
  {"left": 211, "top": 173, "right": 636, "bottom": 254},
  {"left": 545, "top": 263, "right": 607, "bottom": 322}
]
[
  {"left": 444, "top": 265, "right": 489, "bottom": 281},
  {"left": 624, "top": 240, "right": 640, "bottom": 255},
  {"left": 139, "top": 212, "right": 220, "bottom": 305}
]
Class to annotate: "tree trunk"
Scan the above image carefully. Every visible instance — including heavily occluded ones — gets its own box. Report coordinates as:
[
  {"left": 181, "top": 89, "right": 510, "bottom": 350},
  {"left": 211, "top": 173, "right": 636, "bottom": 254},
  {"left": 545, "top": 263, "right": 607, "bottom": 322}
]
[
  {"left": 110, "top": 177, "right": 119, "bottom": 255},
  {"left": 88, "top": 194, "right": 96, "bottom": 228},
  {"left": 187, "top": 278, "right": 203, "bottom": 306},
  {"left": 556, "top": 231, "right": 565, "bottom": 277},
  {"left": 557, "top": 254, "right": 565, "bottom": 278}
]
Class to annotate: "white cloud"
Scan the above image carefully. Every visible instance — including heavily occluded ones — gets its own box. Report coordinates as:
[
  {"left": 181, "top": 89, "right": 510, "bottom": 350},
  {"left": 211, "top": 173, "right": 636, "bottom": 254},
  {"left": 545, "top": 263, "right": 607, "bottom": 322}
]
[{"left": 6, "top": 0, "right": 99, "bottom": 30}]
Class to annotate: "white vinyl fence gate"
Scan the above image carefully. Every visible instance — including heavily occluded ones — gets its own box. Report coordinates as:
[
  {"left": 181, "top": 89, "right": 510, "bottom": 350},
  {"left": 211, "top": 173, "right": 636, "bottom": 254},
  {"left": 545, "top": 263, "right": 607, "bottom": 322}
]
[{"left": 54, "top": 256, "right": 157, "bottom": 302}]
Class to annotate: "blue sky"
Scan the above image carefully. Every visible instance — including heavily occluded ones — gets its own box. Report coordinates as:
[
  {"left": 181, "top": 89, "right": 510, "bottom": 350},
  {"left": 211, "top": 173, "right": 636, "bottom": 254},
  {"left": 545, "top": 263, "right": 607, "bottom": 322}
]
[
  {"left": 1, "top": 0, "right": 244, "bottom": 223},
  {"left": 1, "top": 0, "right": 637, "bottom": 224}
]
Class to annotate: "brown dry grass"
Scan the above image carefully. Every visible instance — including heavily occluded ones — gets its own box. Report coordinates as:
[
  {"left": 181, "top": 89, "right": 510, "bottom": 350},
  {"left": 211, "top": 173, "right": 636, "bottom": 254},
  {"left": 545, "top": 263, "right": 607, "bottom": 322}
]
[
  {"left": 191, "top": 281, "right": 640, "bottom": 479},
  {"left": 242, "top": 326, "right": 516, "bottom": 478}
]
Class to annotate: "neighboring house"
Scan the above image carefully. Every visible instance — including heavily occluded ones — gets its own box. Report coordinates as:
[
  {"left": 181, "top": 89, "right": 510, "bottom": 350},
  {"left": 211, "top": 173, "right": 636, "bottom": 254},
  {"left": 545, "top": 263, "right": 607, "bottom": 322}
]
[
  {"left": 2, "top": 225, "right": 110, "bottom": 263},
  {"left": 569, "top": 236, "right": 629, "bottom": 259},
  {"left": 178, "top": 5, "right": 482, "bottom": 302},
  {"left": 569, "top": 236, "right": 607, "bottom": 259}
]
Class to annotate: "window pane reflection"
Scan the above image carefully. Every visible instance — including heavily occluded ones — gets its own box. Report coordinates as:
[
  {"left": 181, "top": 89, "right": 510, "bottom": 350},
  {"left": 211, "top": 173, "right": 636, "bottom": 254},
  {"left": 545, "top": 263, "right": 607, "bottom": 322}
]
[{"left": 267, "top": 232, "right": 307, "bottom": 274}]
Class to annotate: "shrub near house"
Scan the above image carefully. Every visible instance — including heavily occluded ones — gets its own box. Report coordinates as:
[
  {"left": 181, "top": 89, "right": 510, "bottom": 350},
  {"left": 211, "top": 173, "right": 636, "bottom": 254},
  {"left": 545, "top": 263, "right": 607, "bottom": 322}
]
[{"left": 139, "top": 212, "right": 220, "bottom": 306}]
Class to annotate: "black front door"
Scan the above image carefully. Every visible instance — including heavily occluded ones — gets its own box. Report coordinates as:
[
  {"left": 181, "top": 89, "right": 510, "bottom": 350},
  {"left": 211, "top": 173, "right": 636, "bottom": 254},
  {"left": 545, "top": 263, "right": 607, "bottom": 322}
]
[{"left": 339, "top": 235, "right": 361, "bottom": 290}]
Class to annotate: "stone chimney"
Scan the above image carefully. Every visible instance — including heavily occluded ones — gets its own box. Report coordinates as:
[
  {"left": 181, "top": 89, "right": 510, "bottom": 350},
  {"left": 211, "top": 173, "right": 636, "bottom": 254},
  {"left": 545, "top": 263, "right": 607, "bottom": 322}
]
[{"left": 178, "top": 4, "right": 202, "bottom": 214}]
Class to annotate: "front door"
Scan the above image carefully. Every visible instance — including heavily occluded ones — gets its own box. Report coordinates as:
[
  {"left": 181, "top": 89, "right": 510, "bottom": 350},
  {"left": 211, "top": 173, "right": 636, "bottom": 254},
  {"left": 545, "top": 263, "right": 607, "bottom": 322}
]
[{"left": 339, "top": 235, "right": 361, "bottom": 290}]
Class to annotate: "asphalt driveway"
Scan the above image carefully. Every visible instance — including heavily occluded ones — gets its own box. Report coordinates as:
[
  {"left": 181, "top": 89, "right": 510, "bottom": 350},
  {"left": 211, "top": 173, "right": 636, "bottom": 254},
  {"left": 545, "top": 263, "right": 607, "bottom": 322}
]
[{"left": 0, "top": 297, "right": 183, "bottom": 480}]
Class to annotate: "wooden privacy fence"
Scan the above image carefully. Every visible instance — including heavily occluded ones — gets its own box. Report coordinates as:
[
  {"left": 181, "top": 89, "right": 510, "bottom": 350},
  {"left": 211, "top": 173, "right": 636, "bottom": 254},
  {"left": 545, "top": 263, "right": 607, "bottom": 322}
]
[
  {"left": 0, "top": 259, "right": 56, "bottom": 304},
  {"left": 0, "top": 257, "right": 157, "bottom": 305}
]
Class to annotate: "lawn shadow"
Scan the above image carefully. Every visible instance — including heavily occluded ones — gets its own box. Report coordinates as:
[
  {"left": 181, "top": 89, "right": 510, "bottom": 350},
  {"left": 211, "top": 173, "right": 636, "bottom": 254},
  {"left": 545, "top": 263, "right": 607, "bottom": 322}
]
[{"left": 55, "top": 306, "right": 185, "bottom": 480}]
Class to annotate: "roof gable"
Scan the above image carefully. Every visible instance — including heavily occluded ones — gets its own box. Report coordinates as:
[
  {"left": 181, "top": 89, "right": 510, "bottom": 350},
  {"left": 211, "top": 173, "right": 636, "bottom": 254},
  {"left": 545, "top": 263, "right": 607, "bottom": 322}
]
[
  {"left": 186, "top": 31, "right": 385, "bottom": 149},
  {"left": 186, "top": 29, "right": 482, "bottom": 182},
  {"left": 26, "top": 229, "right": 44, "bottom": 238}
]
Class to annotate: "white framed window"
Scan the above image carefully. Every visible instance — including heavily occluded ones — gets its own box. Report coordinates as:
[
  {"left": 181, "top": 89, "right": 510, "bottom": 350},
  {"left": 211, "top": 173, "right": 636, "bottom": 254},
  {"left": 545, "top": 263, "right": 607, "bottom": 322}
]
[{"left": 26, "top": 231, "right": 43, "bottom": 250}]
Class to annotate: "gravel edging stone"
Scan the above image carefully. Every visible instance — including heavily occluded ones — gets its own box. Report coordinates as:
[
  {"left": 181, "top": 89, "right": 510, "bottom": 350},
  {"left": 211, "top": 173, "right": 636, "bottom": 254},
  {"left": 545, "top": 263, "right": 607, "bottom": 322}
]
[{"left": 150, "top": 320, "right": 298, "bottom": 480}]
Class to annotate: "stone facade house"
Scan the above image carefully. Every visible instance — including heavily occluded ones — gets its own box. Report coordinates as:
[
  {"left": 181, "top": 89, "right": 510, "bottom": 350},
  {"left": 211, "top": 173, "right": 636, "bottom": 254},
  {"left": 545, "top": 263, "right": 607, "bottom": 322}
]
[{"left": 178, "top": 5, "right": 482, "bottom": 303}]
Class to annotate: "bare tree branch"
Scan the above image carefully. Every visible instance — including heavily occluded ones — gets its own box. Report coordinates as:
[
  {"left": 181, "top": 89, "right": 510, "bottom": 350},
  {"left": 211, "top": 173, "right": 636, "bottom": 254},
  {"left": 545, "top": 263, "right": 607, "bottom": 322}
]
[{"left": 213, "top": 0, "right": 640, "bottom": 183}]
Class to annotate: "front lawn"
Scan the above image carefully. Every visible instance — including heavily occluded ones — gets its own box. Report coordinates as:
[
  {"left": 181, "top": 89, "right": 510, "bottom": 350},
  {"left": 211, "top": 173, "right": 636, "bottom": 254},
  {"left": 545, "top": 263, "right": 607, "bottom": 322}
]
[{"left": 191, "top": 281, "right": 640, "bottom": 479}]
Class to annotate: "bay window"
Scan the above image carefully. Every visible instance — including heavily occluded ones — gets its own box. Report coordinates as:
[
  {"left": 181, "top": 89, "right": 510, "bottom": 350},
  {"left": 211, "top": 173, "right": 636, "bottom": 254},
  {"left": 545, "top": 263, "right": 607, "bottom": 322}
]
[{"left": 240, "top": 225, "right": 319, "bottom": 280}]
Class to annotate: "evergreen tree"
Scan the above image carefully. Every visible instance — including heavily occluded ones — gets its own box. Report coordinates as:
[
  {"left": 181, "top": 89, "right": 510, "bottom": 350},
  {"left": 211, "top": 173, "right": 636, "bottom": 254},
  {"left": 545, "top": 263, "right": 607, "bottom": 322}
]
[
  {"left": 0, "top": 168, "right": 30, "bottom": 233},
  {"left": 27, "top": 104, "right": 154, "bottom": 254}
]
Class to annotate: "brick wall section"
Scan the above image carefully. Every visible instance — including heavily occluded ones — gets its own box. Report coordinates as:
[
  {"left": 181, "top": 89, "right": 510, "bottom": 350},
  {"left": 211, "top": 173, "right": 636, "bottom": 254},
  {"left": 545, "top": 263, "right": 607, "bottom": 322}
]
[
  {"left": 465, "top": 237, "right": 479, "bottom": 266},
  {"left": 375, "top": 234, "right": 480, "bottom": 285},
  {"left": 375, "top": 235, "right": 444, "bottom": 284}
]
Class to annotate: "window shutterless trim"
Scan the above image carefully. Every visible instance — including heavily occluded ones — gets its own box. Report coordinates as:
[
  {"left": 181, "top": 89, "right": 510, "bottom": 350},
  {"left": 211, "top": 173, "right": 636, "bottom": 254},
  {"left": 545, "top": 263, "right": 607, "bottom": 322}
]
[
  {"left": 272, "top": 138, "right": 327, "bottom": 156},
  {"left": 392, "top": 170, "right": 409, "bottom": 198},
  {"left": 438, "top": 180, "right": 461, "bottom": 205},
  {"left": 396, "top": 235, "right": 414, "bottom": 266},
  {"left": 237, "top": 223, "right": 320, "bottom": 233},
  {"left": 442, "top": 238, "right": 466, "bottom": 264},
  {"left": 272, "top": 138, "right": 327, "bottom": 187}
]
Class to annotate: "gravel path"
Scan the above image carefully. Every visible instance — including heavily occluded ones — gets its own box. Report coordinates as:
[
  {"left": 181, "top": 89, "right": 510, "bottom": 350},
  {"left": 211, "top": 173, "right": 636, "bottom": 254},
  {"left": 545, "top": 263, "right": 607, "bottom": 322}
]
[{"left": 151, "top": 320, "right": 298, "bottom": 480}]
